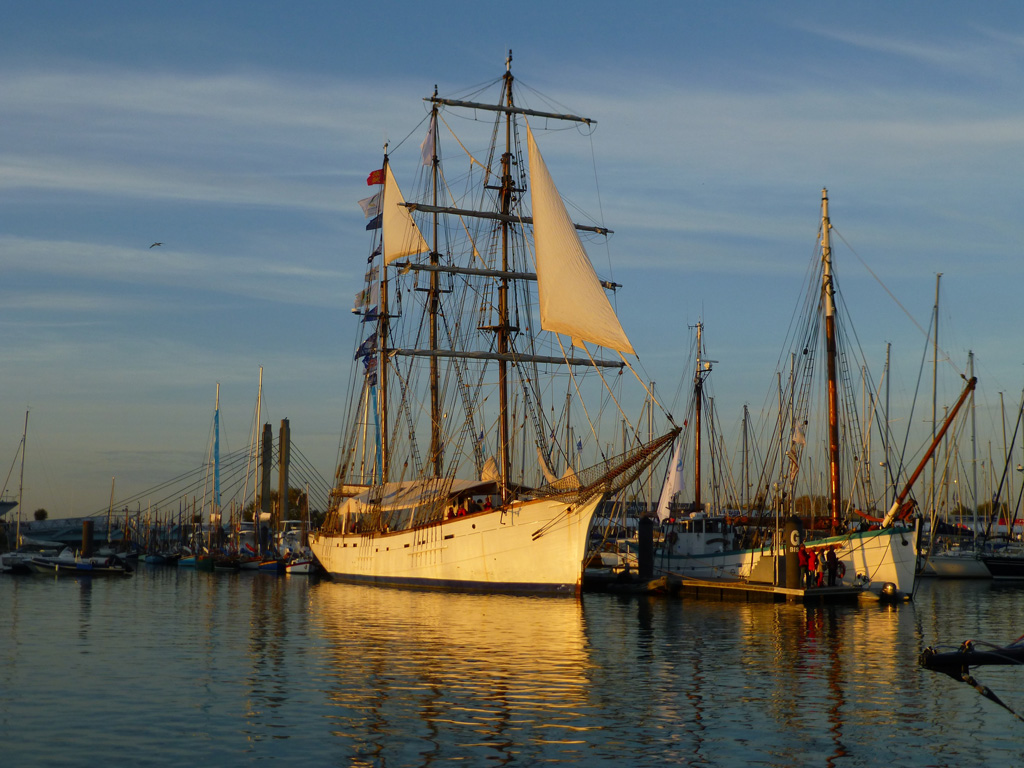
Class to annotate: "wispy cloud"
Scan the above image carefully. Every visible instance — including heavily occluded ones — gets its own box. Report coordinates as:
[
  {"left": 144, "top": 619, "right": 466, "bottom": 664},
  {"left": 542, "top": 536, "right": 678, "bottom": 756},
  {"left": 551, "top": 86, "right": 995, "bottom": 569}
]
[{"left": 795, "top": 23, "right": 1023, "bottom": 79}]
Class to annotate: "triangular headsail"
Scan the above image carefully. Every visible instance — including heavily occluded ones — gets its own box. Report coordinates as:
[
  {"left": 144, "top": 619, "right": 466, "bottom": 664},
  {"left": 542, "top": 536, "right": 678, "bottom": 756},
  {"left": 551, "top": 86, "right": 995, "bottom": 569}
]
[
  {"left": 383, "top": 163, "right": 430, "bottom": 264},
  {"left": 655, "top": 437, "right": 685, "bottom": 521},
  {"left": 527, "top": 125, "right": 634, "bottom": 355}
]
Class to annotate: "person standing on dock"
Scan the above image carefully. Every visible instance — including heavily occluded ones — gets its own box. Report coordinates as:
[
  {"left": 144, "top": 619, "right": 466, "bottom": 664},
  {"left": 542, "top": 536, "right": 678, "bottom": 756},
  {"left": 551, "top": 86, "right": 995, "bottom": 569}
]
[
  {"left": 807, "top": 548, "right": 819, "bottom": 589},
  {"left": 798, "top": 543, "right": 809, "bottom": 589},
  {"left": 826, "top": 547, "right": 839, "bottom": 586}
]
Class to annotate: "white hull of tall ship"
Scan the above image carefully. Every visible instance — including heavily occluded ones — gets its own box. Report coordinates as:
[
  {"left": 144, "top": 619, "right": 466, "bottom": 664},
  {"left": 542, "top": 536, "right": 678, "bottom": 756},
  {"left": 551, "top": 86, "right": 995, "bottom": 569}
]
[{"left": 310, "top": 495, "right": 601, "bottom": 594}]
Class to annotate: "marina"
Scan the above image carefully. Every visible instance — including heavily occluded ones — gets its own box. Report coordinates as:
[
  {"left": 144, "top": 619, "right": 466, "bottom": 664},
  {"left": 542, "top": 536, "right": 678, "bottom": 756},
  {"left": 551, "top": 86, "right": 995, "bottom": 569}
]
[
  {"left": 2, "top": 566, "right": 1022, "bottom": 766},
  {"left": 6, "top": 8, "right": 1024, "bottom": 767}
]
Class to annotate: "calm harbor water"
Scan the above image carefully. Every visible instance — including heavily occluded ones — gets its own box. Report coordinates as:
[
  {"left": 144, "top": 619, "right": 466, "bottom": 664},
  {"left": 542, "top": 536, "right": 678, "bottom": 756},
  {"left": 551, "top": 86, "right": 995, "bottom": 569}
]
[{"left": 1, "top": 568, "right": 1022, "bottom": 767}]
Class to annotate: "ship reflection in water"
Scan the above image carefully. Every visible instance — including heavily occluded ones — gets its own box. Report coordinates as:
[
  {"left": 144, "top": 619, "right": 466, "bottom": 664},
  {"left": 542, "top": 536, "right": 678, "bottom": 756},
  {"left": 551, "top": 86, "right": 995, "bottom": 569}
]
[
  {"left": 2, "top": 573, "right": 1022, "bottom": 766},
  {"left": 311, "top": 586, "right": 596, "bottom": 764},
  {"left": 307, "top": 581, "right": 1016, "bottom": 767}
]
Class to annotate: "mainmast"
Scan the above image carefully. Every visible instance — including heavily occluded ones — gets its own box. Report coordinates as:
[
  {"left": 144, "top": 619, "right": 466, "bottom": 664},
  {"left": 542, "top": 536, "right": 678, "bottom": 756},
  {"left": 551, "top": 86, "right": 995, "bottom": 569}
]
[
  {"left": 413, "top": 52, "right": 606, "bottom": 497},
  {"left": 427, "top": 97, "right": 442, "bottom": 476},
  {"left": 692, "top": 322, "right": 713, "bottom": 512},
  {"left": 821, "top": 188, "right": 841, "bottom": 532},
  {"left": 497, "top": 53, "right": 514, "bottom": 499}
]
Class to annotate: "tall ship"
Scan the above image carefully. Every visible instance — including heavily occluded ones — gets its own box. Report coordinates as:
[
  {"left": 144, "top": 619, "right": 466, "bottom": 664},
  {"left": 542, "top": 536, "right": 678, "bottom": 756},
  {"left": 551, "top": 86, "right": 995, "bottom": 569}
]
[{"left": 310, "top": 55, "right": 678, "bottom": 593}]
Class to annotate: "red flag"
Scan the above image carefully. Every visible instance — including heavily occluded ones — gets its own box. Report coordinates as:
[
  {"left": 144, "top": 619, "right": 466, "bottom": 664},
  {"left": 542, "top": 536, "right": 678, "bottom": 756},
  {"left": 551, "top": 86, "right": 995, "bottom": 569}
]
[{"left": 366, "top": 169, "right": 384, "bottom": 186}]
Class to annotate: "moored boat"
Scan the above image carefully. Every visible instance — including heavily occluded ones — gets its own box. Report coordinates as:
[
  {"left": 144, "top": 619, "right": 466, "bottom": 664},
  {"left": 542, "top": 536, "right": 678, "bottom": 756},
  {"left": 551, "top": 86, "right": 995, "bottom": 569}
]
[
  {"left": 310, "top": 55, "right": 678, "bottom": 594},
  {"left": 650, "top": 191, "right": 975, "bottom": 598},
  {"left": 26, "top": 548, "right": 133, "bottom": 577}
]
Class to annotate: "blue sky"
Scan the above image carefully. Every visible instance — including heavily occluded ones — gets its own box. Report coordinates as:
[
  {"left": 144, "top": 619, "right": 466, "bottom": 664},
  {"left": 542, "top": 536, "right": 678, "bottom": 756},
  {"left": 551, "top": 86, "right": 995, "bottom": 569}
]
[{"left": 3, "top": 2, "right": 1024, "bottom": 517}]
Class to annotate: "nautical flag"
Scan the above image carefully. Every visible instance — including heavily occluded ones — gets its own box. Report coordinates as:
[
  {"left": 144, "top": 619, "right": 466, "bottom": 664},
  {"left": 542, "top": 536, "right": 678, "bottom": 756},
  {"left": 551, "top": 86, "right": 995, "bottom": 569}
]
[
  {"left": 368, "top": 244, "right": 381, "bottom": 263},
  {"left": 358, "top": 192, "right": 381, "bottom": 218},
  {"left": 366, "top": 213, "right": 382, "bottom": 230},
  {"left": 420, "top": 115, "right": 436, "bottom": 166},
  {"left": 353, "top": 281, "right": 378, "bottom": 309},
  {"left": 367, "top": 168, "right": 384, "bottom": 185},
  {"left": 792, "top": 422, "right": 806, "bottom": 446},
  {"left": 365, "top": 265, "right": 379, "bottom": 283},
  {"left": 577, "top": 439, "right": 583, "bottom": 451},
  {"left": 363, "top": 354, "right": 378, "bottom": 385},
  {"left": 355, "top": 334, "right": 376, "bottom": 360},
  {"left": 361, "top": 306, "right": 378, "bottom": 323}
]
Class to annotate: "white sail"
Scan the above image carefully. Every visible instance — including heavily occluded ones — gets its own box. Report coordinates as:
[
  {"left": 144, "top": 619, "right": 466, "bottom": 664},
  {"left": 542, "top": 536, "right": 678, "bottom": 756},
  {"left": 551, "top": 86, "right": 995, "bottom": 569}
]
[
  {"left": 383, "top": 163, "right": 429, "bottom": 264},
  {"left": 526, "top": 125, "right": 634, "bottom": 355},
  {"left": 655, "top": 437, "right": 685, "bottom": 521}
]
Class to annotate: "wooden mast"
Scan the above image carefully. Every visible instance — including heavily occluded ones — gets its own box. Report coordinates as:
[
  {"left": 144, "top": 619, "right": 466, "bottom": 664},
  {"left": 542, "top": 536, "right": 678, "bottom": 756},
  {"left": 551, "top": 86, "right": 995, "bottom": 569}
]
[
  {"left": 693, "top": 323, "right": 704, "bottom": 512},
  {"left": 379, "top": 149, "right": 391, "bottom": 484},
  {"left": 497, "top": 52, "right": 514, "bottom": 500},
  {"left": 427, "top": 98, "right": 442, "bottom": 476},
  {"left": 821, "top": 188, "right": 842, "bottom": 532},
  {"left": 882, "top": 375, "right": 977, "bottom": 527},
  {"left": 416, "top": 53, "right": 603, "bottom": 498}
]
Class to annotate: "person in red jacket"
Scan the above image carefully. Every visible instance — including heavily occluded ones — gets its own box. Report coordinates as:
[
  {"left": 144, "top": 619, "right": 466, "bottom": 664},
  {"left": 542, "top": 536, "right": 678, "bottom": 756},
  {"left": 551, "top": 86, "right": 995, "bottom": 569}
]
[{"left": 798, "top": 543, "right": 809, "bottom": 588}]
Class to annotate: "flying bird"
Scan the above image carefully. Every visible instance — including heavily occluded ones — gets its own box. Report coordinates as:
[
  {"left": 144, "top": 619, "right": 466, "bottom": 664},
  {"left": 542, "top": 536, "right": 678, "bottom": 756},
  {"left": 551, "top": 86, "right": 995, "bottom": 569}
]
[{"left": 150, "top": 242, "right": 163, "bottom": 248}]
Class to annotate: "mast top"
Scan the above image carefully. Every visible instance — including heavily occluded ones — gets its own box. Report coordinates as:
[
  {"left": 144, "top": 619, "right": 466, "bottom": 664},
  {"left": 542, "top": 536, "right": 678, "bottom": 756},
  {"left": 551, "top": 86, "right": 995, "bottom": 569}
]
[{"left": 506, "top": 50, "right": 512, "bottom": 72}]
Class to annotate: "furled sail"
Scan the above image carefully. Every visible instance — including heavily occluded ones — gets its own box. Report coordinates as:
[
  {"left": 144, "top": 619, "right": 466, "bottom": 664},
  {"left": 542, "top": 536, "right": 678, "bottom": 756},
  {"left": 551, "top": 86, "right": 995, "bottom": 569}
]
[
  {"left": 383, "top": 163, "right": 429, "bottom": 264},
  {"left": 526, "top": 125, "right": 634, "bottom": 355}
]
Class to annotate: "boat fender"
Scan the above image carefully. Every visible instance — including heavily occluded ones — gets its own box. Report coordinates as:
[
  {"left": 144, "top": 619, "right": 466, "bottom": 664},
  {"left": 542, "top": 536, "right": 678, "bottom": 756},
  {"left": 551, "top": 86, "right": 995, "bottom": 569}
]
[{"left": 837, "top": 561, "right": 845, "bottom": 579}]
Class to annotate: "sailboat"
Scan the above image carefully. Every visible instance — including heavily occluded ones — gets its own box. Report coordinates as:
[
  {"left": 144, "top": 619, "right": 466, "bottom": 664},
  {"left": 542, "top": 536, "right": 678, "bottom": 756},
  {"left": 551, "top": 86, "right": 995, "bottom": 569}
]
[
  {"left": 655, "top": 190, "right": 974, "bottom": 598},
  {"left": 309, "top": 54, "right": 678, "bottom": 594},
  {"left": 653, "top": 323, "right": 772, "bottom": 580},
  {"left": 0, "top": 412, "right": 31, "bottom": 574},
  {"left": 776, "top": 190, "right": 978, "bottom": 596}
]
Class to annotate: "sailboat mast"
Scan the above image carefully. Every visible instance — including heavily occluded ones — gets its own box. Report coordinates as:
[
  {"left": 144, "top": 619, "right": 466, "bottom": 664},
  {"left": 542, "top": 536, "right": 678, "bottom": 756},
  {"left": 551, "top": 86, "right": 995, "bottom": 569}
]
[
  {"left": 15, "top": 410, "right": 28, "bottom": 548},
  {"left": 931, "top": 273, "right": 941, "bottom": 523},
  {"left": 821, "top": 188, "right": 841, "bottom": 532},
  {"left": 741, "top": 403, "right": 749, "bottom": 518},
  {"left": 693, "top": 323, "right": 704, "bottom": 511},
  {"left": 885, "top": 342, "right": 893, "bottom": 508},
  {"left": 496, "top": 55, "right": 514, "bottom": 499},
  {"left": 214, "top": 382, "right": 221, "bottom": 518},
  {"left": 969, "top": 351, "right": 978, "bottom": 547},
  {"left": 427, "top": 101, "right": 442, "bottom": 476},
  {"left": 379, "top": 152, "right": 392, "bottom": 484}
]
